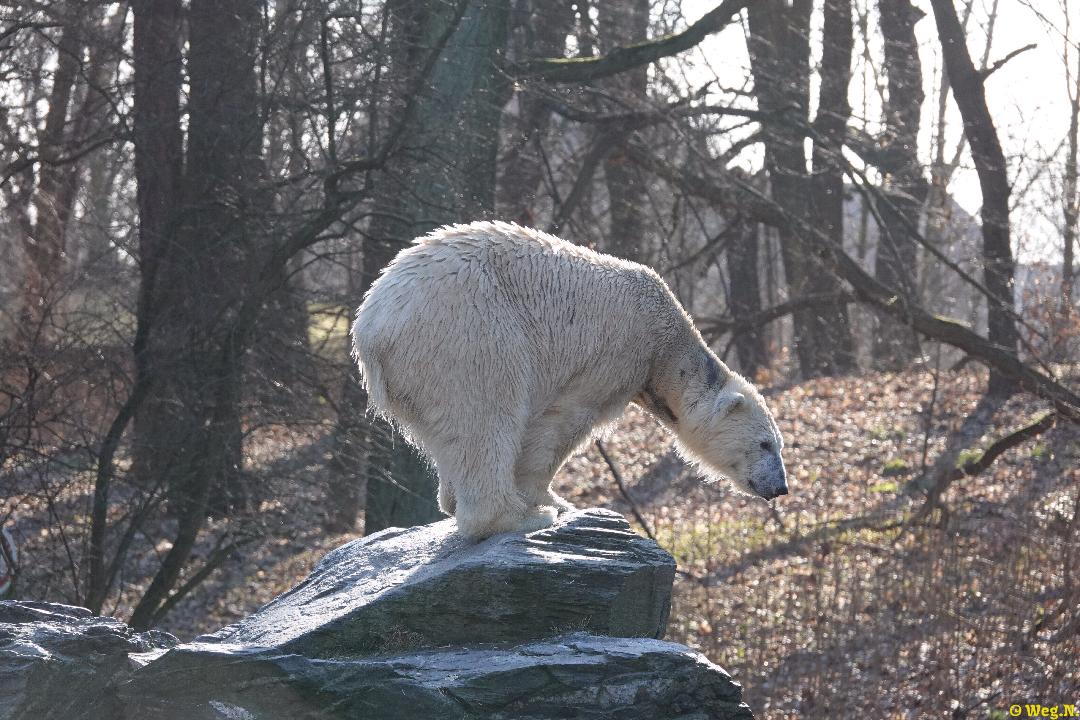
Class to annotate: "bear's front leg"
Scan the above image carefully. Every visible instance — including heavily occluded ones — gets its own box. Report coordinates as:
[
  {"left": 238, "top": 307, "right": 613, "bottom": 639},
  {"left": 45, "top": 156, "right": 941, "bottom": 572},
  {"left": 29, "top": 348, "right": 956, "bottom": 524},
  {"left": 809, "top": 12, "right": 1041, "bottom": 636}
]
[{"left": 548, "top": 489, "right": 576, "bottom": 514}]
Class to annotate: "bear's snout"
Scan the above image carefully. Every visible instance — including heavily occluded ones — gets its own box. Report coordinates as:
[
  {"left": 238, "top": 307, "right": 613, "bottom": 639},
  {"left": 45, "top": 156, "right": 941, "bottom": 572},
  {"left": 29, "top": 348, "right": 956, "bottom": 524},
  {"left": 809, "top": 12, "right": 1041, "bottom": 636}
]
[{"left": 751, "top": 453, "right": 788, "bottom": 501}]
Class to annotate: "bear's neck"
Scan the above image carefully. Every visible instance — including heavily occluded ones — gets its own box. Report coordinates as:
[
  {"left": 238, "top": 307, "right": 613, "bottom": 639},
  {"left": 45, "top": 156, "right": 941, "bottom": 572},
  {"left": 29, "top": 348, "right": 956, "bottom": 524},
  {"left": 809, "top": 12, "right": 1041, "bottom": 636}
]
[{"left": 641, "top": 337, "right": 730, "bottom": 432}]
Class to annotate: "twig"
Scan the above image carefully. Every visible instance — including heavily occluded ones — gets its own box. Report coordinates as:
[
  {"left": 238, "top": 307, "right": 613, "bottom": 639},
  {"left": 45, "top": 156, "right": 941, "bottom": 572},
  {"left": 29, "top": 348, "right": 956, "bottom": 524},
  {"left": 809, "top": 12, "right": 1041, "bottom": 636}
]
[
  {"left": 958, "top": 690, "right": 1004, "bottom": 716},
  {"left": 919, "top": 344, "right": 944, "bottom": 474},
  {"left": 594, "top": 439, "right": 656, "bottom": 541},
  {"left": 149, "top": 533, "right": 258, "bottom": 626},
  {"left": 766, "top": 502, "right": 789, "bottom": 534},
  {"left": 980, "top": 42, "right": 1037, "bottom": 80},
  {"left": 548, "top": 133, "right": 617, "bottom": 234}
]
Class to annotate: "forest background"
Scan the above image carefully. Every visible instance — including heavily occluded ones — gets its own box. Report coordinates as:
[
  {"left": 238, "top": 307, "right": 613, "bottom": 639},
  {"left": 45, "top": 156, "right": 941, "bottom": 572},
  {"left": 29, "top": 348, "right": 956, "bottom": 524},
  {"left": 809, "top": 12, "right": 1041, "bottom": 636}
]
[{"left": 1, "top": 0, "right": 1078, "bottom": 716}]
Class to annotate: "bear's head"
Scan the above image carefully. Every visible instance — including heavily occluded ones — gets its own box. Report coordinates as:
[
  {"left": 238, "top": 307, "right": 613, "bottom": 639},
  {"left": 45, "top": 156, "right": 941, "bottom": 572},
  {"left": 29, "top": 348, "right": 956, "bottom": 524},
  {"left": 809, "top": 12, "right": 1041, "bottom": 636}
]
[{"left": 675, "top": 370, "right": 788, "bottom": 501}]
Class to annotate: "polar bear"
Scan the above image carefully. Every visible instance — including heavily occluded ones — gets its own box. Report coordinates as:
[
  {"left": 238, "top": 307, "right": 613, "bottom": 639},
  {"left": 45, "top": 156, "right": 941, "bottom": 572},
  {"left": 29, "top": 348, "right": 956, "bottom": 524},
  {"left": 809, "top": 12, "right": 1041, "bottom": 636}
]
[{"left": 352, "top": 221, "right": 787, "bottom": 538}]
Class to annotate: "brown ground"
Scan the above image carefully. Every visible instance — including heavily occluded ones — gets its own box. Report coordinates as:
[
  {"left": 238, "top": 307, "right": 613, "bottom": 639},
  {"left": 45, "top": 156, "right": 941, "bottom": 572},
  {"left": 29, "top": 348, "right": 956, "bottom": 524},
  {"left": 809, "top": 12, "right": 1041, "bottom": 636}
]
[{"left": 6, "top": 366, "right": 1078, "bottom": 719}]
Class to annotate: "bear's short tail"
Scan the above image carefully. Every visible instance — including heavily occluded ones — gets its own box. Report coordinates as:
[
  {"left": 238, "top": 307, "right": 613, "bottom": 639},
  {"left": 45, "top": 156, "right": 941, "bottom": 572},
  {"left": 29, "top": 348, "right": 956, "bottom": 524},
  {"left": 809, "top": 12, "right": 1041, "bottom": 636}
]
[{"left": 350, "top": 309, "right": 392, "bottom": 417}]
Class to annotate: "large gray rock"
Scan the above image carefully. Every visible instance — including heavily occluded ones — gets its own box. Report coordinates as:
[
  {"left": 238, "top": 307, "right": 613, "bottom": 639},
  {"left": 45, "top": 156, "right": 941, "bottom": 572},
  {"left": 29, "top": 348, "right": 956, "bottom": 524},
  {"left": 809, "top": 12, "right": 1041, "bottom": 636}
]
[
  {"left": 0, "top": 601, "right": 177, "bottom": 720},
  {"left": 200, "top": 508, "right": 676, "bottom": 657},
  {"left": 1, "top": 509, "right": 756, "bottom": 719},
  {"left": 114, "top": 633, "right": 754, "bottom": 720}
]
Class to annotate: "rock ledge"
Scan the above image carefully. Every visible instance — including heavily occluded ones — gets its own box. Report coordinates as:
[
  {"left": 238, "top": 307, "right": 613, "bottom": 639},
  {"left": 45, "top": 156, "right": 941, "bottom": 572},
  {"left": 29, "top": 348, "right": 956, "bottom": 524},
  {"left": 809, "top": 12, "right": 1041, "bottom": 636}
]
[{"left": 0, "top": 509, "right": 754, "bottom": 719}]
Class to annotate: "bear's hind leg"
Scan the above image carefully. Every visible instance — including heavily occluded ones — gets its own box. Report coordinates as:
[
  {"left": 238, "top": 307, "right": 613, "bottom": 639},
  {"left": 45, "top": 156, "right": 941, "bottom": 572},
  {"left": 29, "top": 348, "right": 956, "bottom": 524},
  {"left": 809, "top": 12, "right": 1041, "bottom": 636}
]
[
  {"left": 437, "top": 477, "right": 456, "bottom": 515},
  {"left": 453, "top": 474, "right": 535, "bottom": 538},
  {"left": 438, "top": 413, "right": 553, "bottom": 538}
]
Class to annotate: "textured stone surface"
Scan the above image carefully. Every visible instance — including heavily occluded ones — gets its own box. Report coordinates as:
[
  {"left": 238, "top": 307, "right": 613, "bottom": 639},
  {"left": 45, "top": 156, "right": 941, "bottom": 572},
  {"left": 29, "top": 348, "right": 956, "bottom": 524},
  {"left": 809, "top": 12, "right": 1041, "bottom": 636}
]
[
  {"left": 113, "top": 632, "right": 754, "bottom": 720},
  {"left": 0, "top": 510, "right": 756, "bottom": 719},
  {"left": 200, "top": 508, "right": 676, "bottom": 657},
  {"left": 0, "top": 601, "right": 177, "bottom": 720}
]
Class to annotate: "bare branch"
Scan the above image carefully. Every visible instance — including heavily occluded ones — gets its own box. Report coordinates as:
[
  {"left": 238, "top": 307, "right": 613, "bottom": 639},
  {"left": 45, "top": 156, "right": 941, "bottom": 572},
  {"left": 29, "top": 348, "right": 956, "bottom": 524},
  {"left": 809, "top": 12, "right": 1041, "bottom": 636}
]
[
  {"left": 909, "top": 402, "right": 1056, "bottom": 524},
  {"left": 509, "top": 0, "right": 750, "bottom": 83},
  {"left": 950, "top": 411, "right": 1056, "bottom": 480},
  {"left": 724, "top": 174, "right": 1080, "bottom": 423},
  {"left": 699, "top": 292, "right": 856, "bottom": 337},
  {"left": 595, "top": 440, "right": 656, "bottom": 542},
  {"left": 148, "top": 533, "right": 258, "bottom": 626},
  {"left": 548, "top": 133, "right": 617, "bottom": 234},
  {"left": 979, "top": 42, "right": 1037, "bottom": 80},
  {"left": 625, "top": 144, "right": 785, "bottom": 226},
  {"left": 544, "top": 96, "right": 780, "bottom": 127}
]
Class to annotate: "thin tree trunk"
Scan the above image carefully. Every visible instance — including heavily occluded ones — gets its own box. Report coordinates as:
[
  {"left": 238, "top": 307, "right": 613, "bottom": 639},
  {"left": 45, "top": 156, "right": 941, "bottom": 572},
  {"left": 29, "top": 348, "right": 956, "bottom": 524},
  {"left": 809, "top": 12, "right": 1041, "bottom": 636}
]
[
  {"left": 809, "top": 0, "right": 858, "bottom": 375},
  {"left": 497, "top": 0, "right": 573, "bottom": 223},
  {"left": 921, "top": 36, "right": 953, "bottom": 312},
  {"left": 597, "top": 0, "right": 649, "bottom": 262},
  {"left": 928, "top": 0, "right": 1019, "bottom": 396},
  {"left": 872, "top": 0, "right": 927, "bottom": 368},
  {"left": 251, "top": 3, "right": 314, "bottom": 409},
  {"left": 727, "top": 215, "right": 767, "bottom": 377},
  {"left": 21, "top": 9, "right": 85, "bottom": 334},
  {"left": 88, "top": 0, "right": 182, "bottom": 616},
  {"left": 1062, "top": 35, "right": 1079, "bottom": 322},
  {"left": 128, "top": 0, "right": 185, "bottom": 522}
]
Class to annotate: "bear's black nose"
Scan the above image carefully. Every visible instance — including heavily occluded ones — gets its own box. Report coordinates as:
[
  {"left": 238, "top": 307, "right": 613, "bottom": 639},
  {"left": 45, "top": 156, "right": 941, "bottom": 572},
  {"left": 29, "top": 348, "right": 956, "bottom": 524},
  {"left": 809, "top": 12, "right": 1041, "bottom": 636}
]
[{"left": 763, "top": 486, "right": 788, "bottom": 500}]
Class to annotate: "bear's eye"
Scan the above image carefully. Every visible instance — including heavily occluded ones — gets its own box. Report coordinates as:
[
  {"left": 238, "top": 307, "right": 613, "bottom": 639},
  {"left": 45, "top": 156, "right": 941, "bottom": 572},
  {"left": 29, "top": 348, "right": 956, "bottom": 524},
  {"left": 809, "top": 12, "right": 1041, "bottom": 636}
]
[{"left": 759, "top": 441, "right": 772, "bottom": 452}]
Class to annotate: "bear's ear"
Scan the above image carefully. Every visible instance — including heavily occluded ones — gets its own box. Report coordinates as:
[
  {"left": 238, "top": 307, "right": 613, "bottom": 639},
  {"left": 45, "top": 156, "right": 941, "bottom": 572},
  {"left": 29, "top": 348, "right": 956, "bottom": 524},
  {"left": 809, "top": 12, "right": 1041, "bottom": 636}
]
[{"left": 714, "top": 391, "right": 745, "bottom": 418}]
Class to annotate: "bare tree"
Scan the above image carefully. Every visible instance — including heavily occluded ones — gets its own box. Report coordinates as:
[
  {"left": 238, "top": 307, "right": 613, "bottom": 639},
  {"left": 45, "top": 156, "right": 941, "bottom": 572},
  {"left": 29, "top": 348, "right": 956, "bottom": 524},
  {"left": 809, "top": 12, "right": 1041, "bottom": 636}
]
[
  {"left": 127, "top": 0, "right": 265, "bottom": 629},
  {"left": 748, "top": 0, "right": 857, "bottom": 378},
  {"left": 497, "top": 0, "right": 574, "bottom": 223},
  {"left": 597, "top": 0, "right": 650, "bottom": 261},
  {"left": 928, "top": 0, "right": 1019, "bottom": 397},
  {"left": 20, "top": 3, "right": 88, "bottom": 334},
  {"left": 1063, "top": 13, "right": 1079, "bottom": 319},
  {"left": 85, "top": 0, "right": 185, "bottom": 616},
  {"left": 871, "top": 0, "right": 927, "bottom": 368}
]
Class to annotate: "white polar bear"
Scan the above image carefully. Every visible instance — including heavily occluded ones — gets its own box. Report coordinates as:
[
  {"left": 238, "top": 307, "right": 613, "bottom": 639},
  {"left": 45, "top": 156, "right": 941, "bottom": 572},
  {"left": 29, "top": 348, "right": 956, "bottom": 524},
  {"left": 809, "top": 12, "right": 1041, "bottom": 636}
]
[{"left": 352, "top": 221, "right": 788, "bottom": 538}]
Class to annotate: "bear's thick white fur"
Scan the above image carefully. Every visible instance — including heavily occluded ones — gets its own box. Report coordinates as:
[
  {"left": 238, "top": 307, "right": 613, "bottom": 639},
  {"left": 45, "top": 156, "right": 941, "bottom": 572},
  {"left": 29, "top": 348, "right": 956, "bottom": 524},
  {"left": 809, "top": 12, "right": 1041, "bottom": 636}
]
[{"left": 352, "top": 221, "right": 787, "bottom": 538}]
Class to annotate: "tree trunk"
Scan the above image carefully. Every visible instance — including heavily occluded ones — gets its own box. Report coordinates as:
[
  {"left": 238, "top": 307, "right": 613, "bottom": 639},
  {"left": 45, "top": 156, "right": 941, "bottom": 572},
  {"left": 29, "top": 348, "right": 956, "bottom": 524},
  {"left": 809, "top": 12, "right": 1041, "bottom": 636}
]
[
  {"left": 497, "top": 0, "right": 574, "bottom": 223},
  {"left": 348, "top": 0, "right": 511, "bottom": 534},
  {"left": 747, "top": 0, "right": 856, "bottom": 378},
  {"left": 130, "top": 0, "right": 263, "bottom": 629},
  {"left": 128, "top": 0, "right": 184, "bottom": 511},
  {"left": 808, "top": 0, "right": 858, "bottom": 375},
  {"left": 21, "top": 8, "right": 85, "bottom": 335},
  {"left": 928, "top": 0, "right": 1018, "bottom": 396},
  {"left": 597, "top": 0, "right": 649, "bottom": 262},
  {"left": 871, "top": 0, "right": 927, "bottom": 368},
  {"left": 1063, "top": 39, "right": 1079, "bottom": 324},
  {"left": 84, "top": 1, "right": 171, "bottom": 613},
  {"left": 250, "top": 3, "right": 314, "bottom": 411},
  {"left": 727, "top": 215, "right": 767, "bottom": 377}
]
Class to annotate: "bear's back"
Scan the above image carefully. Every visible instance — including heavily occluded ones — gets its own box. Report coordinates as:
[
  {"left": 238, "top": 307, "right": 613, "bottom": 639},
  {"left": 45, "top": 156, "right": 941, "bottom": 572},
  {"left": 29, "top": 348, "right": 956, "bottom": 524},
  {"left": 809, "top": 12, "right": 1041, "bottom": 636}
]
[
  {"left": 363, "top": 221, "right": 687, "bottom": 356},
  {"left": 411, "top": 221, "right": 641, "bottom": 275}
]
